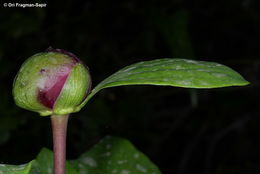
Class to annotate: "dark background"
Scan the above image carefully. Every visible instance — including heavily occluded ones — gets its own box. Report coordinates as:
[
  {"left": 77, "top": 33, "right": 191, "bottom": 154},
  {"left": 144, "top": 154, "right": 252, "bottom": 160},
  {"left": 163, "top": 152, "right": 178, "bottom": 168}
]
[{"left": 0, "top": 0, "right": 258, "bottom": 174}]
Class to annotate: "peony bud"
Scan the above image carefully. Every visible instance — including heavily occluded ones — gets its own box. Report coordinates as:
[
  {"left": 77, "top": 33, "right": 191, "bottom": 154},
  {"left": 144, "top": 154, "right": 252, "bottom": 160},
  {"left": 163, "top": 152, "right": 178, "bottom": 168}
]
[{"left": 13, "top": 48, "right": 91, "bottom": 116}]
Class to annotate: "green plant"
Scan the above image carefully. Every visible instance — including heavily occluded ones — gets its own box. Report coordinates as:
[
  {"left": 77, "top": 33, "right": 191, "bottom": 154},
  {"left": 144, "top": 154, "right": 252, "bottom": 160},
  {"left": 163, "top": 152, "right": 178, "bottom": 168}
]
[{"left": 2, "top": 48, "right": 249, "bottom": 174}]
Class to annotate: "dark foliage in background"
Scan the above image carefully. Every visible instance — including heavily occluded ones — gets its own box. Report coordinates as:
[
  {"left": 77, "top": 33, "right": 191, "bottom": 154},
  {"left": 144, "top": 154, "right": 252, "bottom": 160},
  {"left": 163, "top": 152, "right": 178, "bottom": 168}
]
[{"left": 0, "top": 0, "right": 259, "bottom": 173}]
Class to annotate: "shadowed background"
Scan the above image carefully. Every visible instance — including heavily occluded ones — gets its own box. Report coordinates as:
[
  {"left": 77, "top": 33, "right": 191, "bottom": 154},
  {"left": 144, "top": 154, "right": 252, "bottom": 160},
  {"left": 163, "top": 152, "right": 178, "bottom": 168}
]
[{"left": 0, "top": 0, "right": 259, "bottom": 174}]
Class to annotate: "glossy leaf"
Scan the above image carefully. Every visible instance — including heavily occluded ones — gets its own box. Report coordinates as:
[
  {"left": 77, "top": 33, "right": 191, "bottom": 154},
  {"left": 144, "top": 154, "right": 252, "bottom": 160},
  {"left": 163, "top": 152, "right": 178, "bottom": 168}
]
[
  {"left": 71, "top": 136, "right": 161, "bottom": 174},
  {"left": 78, "top": 58, "right": 249, "bottom": 109}
]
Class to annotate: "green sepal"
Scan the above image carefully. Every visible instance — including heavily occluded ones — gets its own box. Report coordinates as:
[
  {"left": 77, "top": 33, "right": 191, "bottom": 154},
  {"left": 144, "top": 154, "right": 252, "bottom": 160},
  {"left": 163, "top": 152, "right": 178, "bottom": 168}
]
[
  {"left": 13, "top": 51, "right": 91, "bottom": 116},
  {"left": 46, "top": 64, "right": 91, "bottom": 116},
  {"left": 12, "top": 53, "right": 66, "bottom": 114}
]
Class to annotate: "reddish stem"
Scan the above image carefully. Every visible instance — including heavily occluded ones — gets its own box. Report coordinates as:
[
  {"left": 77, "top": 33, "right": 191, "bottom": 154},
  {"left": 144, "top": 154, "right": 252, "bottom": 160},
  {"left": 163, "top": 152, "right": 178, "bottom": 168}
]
[{"left": 51, "top": 115, "right": 69, "bottom": 174}]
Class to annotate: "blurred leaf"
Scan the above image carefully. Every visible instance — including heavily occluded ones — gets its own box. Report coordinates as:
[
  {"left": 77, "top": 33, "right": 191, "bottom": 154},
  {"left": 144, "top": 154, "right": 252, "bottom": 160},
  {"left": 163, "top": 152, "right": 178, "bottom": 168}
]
[
  {"left": 78, "top": 58, "right": 249, "bottom": 109},
  {"left": 0, "top": 136, "right": 161, "bottom": 174},
  {"left": 0, "top": 148, "right": 77, "bottom": 174},
  {"left": 34, "top": 148, "right": 77, "bottom": 174},
  {"left": 71, "top": 136, "right": 161, "bottom": 174},
  {"left": 0, "top": 161, "right": 33, "bottom": 174}
]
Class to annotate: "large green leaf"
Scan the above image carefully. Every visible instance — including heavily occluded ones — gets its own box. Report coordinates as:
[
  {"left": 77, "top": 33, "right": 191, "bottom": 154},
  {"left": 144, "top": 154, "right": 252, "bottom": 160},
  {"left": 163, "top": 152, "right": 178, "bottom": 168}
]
[
  {"left": 0, "top": 149, "right": 77, "bottom": 174},
  {"left": 78, "top": 58, "right": 249, "bottom": 109},
  {"left": 0, "top": 136, "right": 161, "bottom": 174},
  {"left": 71, "top": 136, "right": 161, "bottom": 174}
]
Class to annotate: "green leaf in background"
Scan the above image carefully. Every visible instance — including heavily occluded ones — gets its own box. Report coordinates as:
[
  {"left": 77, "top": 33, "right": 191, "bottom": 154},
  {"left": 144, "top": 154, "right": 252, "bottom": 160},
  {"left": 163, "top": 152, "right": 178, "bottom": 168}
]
[
  {"left": 0, "top": 136, "right": 161, "bottom": 174},
  {"left": 0, "top": 161, "right": 32, "bottom": 174},
  {"left": 33, "top": 148, "right": 77, "bottom": 174},
  {"left": 0, "top": 149, "right": 77, "bottom": 174},
  {"left": 78, "top": 58, "right": 249, "bottom": 109},
  {"left": 71, "top": 136, "right": 161, "bottom": 174}
]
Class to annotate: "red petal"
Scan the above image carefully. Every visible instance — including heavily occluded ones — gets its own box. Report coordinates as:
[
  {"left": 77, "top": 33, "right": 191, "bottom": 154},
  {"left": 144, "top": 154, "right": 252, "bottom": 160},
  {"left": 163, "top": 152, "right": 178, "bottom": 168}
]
[{"left": 37, "top": 66, "right": 71, "bottom": 109}]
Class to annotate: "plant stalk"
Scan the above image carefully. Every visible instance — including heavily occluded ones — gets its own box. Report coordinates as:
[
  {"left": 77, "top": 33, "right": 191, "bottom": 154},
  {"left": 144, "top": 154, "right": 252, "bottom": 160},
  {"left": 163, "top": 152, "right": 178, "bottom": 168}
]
[{"left": 51, "top": 114, "right": 69, "bottom": 174}]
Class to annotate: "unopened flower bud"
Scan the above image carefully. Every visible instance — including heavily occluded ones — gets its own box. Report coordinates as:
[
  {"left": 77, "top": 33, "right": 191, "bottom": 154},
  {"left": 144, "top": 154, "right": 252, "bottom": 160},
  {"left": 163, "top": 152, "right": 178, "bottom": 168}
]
[{"left": 13, "top": 48, "right": 91, "bottom": 116}]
